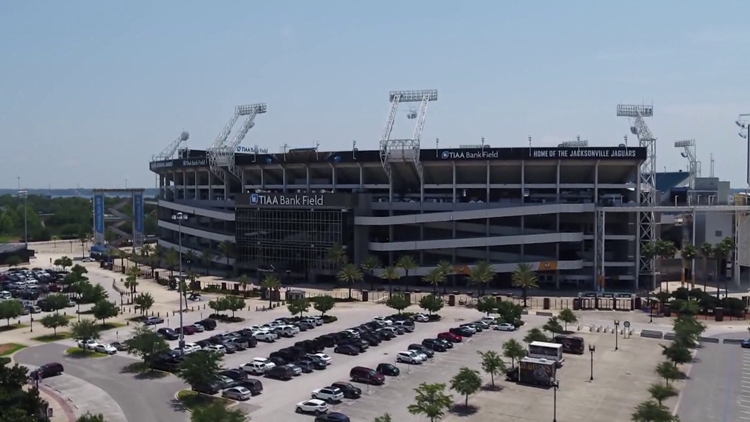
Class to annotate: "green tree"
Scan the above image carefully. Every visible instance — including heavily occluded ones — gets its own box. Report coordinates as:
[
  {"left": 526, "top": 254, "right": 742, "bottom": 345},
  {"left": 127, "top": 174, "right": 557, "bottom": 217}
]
[
  {"left": 177, "top": 350, "right": 223, "bottom": 388},
  {"left": 237, "top": 274, "right": 250, "bottom": 297},
  {"left": 360, "top": 255, "right": 381, "bottom": 290},
  {"left": 40, "top": 313, "right": 69, "bottom": 335},
  {"left": 681, "top": 243, "right": 697, "bottom": 288},
  {"left": 200, "top": 249, "right": 213, "bottom": 275},
  {"left": 478, "top": 350, "right": 506, "bottom": 388},
  {"left": 450, "top": 367, "right": 482, "bottom": 407},
  {"left": 476, "top": 296, "right": 498, "bottom": 316},
  {"left": 436, "top": 260, "right": 454, "bottom": 293},
  {"left": 396, "top": 255, "right": 418, "bottom": 281},
  {"left": 79, "top": 282, "right": 107, "bottom": 304},
  {"left": 661, "top": 342, "right": 692, "bottom": 368},
  {"left": 699, "top": 241, "right": 713, "bottom": 291},
  {"left": 714, "top": 237, "right": 734, "bottom": 298},
  {"left": 0, "top": 300, "right": 23, "bottom": 326},
  {"left": 496, "top": 301, "right": 523, "bottom": 325},
  {"left": 423, "top": 267, "right": 446, "bottom": 295},
  {"left": 91, "top": 300, "right": 119, "bottom": 326},
  {"left": 467, "top": 261, "right": 496, "bottom": 296},
  {"left": 648, "top": 383, "right": 675, "bottom": 406},
  {"left": 337, "top": 263, "right": 363, "bottom": 299},
  {"left": 655, "top": 361, "right": 681, "bottom": 387},
  {"left": 373, "top": 414, "right": 392, "bottom": 422},
  {"left": 76, "top": 412, "right": 106, "bottom": 422},
  {"left": 0, "top": 360, "right": 47, "bottom": 422},
  {"left": 380, "top": 266, "right": 401, "bottom": 297},
  {"left": 260, "top": 275, "right": 281, "bottom": 308},
  {"left": 631, "top": 400, "right": 679, "bottom": 422},
  {"left": 70, "top": 263, "right": 88, "bottom": 278},
  {"left": 125, "top": 266, "right": 139, "bottom": 294},
  {"left": 327, "top": 244, "right": 348, "bottom": 269},
  {"left": 407, "top": 382, "right": 453, "bottom": 422},
  {"left": 287, "top": 299, "right": 310, "bottom": 317},
  {"left": 165, "top": 249, "right": 179, "bottom": 277},
  {"left": 5, "top": 255, "right": 21, "bottom": 268},
  {"left": 419, "top": 294, "right": 444, "bottom": 315},
  {"left": 503, "top": 338, "right": 527, "bottom": 370},
  {"left": 124, "top": 323, "right": 170, "bottom": 366},
  {"left": 218, "top": 241, "right": 234, "bottom": 275},
  {"left": 55, "top": 255, "right": 73, "bottom": 270},
  {"left": 223, "top": 296, "right": 246, "bottom": 317},
  {"left": 77, "top": 228, "right": 89, "bottom": 258},
  {"left": 511, "top": 263, "right": 538, "bottom": 307},
  {"left": 557, "top": 308, "right": 578, "bottom": 332},
  {"left": 386, "top": 293, "right": 410, "bottom": 314},
  {"left": 542, "top": 316, "right": 564, "bottom": 335},
  {"left": 208, "top": 298, "right": 228, "bottom": 314},
  {"left": 313, "top": 295, "right": 336, "bottom": 315},
  {"left": 134, "top": 292, "right": 155, "bottom": 315},
  {"left": 190, "top": 400, "right": 246, "bottom": 422},
  {"left": 43, "top": 293, "right": 70, "bottom": 313},
  {"left": 523, "top": 327, "right": 549, "bottom": 344},
  {"left": 71, "top": 319, "right": 100, "bottom": 350}
]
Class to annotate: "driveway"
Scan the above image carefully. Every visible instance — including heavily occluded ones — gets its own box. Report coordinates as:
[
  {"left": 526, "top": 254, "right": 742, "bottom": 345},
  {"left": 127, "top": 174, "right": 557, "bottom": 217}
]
[{"left": 15, "top": 343, "right": 188, "bottom": 422}]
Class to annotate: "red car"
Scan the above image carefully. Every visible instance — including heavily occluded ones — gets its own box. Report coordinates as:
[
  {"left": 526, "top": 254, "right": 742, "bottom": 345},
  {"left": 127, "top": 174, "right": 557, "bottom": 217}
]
[
  {"left": 437, "top": 332, "right": 462, "bottom": 343},
  {"left": 177, "top": 325, "right": 196, "bottom": 335}
]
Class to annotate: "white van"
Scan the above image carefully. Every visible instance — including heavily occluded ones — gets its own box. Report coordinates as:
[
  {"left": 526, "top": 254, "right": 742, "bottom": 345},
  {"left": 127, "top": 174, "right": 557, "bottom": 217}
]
[
  {"left": 279, "top": 325, "right": 299, "bottom": 337},
  {"left": 527, "top": 341, "right": 564, "bottom": 366}
]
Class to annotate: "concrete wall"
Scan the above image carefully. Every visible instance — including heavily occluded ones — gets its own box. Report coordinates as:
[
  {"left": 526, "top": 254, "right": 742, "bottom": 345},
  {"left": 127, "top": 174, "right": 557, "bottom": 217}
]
[{"left": 696, "top": 212, "right": 733, "bottom": 245}]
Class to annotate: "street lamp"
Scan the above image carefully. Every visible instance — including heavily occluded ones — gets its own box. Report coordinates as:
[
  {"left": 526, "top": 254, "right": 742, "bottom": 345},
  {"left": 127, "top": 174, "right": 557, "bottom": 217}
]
[
  {"left": 552, "top": 379, "right": 560, "bottom": 422},
  {"left": 18, "top": 190, "right": 28, "bottom": 247},
  {"left": 171, "top": 212, "right": 188, "bottom": 353},
  {"left": 736, "top": 115, "right": 750, "bottom": 191},
  {"left": 614, "top": 320, "right": 620, "bottom": 351},
  {"left": 589, "top": 344, "right": 596, "bottom": 381},
  {"left": 649, "top": 295, "right": 653, "bottom": 323}
]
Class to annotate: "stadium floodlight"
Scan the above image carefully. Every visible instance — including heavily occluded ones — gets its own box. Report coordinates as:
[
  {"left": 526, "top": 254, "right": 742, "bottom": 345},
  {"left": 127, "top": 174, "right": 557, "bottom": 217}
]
[
  {"left": 737, "top": 121, "right": 744, "bottom": 128},
  {"left": 389, "top": 89, "right": 438, "bottom": 103},
  {"left": 236, "top": 103, "right": 267, "bottom": 116},
  {"left": 559, "top": 140, "right": 589, "bottom": 148},
  {"left": 616, "top": 104, "right": 653, "bottom": 118},
  {"left": 674, "top": 139, "right": 695, "bottom": 148}
]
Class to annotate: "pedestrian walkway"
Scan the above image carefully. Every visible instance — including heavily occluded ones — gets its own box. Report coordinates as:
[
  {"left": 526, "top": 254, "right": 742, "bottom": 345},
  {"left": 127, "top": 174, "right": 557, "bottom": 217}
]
[
  {"left": 740, "top": 349, "right": 750, "bottom": 420},
  {"left": 37, "top": 385, "right": 76, "bottom": 422}
]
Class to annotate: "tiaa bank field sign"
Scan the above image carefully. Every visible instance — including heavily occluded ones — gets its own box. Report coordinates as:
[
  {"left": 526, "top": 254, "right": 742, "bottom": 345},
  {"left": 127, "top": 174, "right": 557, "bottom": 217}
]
[{"left": 249, "top": 193, "right": 325, "bottom": 207}]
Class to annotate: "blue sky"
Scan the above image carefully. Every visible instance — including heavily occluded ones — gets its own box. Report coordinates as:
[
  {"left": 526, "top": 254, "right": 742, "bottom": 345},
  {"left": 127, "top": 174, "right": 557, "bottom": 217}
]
[{"left": 1, "top": 1, "right": 749, "bottom": 188}]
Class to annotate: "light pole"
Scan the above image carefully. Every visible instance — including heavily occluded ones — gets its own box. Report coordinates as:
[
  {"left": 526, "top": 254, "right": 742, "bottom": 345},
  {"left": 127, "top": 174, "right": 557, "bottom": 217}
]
[
  {"left": 614, "top": 320, "right": 620, "bottom": 351},
  {"left": 172, "top": 212, "right": 188, "bottom": 353},
  {"left": 552, "top": 379, "right": 560, "bottom": 422},
  {"left": 18, "top": 190, "right": 28, "bottom": 247},
  {"left": 589, "top": 344, "right": 596, "bottom": 381},
  {"left": 736, "top": 115, "right": 750, "bottom": 194}
]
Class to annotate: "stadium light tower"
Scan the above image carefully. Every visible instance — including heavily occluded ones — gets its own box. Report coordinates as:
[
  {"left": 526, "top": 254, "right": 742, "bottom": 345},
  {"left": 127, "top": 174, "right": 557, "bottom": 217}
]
[
  {"left": 558, "top": 139, "right": 589, "bottom": 148},
  {"left": 737, "top": 114, "right": 750, "bottom": 187},
  {"left": 207, "top": 104, "right": 267, "bottom": 181},
  {"left": 153, "top": 131, "right": 190, "bottom": 161},
  {"left": 379, "top": 89, "right": 438, "bottom": 179},
  {"left": 673, "top": 139, "right": 699, "bottom": 190},
  {"left": 617, "top": 104, "right": 657, "bottom": 286}
]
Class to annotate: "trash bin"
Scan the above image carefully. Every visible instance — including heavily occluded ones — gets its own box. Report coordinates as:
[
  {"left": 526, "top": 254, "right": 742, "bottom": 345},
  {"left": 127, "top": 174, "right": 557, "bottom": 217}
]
[
  {"left": 715, "top": 307, "right": 724, "bottom": 322},
  {"left": 572, "top": 298, "right": 580, "bottom": 311},
  {"left": 362, "top": 290, "right": 369, "bottom": 302},
  {"left": 663, "top": 304, "right": 671, "bottom": 317},
  {"left": 448, "top": 295, "right": 456, "bottom": 306},
  {"left": 543, "top": 298, "right": 550, "bottom": 310},
  {"left": 634, "top": 297, "right": 642, "bottom": 309},
  {"left": 404, "top": 292, "right": 412, "bottom": 304}
]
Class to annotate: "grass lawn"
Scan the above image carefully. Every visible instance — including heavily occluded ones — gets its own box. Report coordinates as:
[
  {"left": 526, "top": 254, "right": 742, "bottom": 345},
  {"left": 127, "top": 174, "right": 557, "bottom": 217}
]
[
  {"left": 64, "top": 347, "right": 108, "bottom": 358},
  {"left": 0, "top": 324, "right": 28, "bottom": 333},
  {"left": 176, "top": 390, "right": 229, "bottom": 411},
  {"left": 97, "top": 322, "right": 126, "bottom": 331},
  {"left": 121, "top": 362, "right": 168, "bottom": 379},
  {"left": 0, "top": 343, "right": 26, "bottom": 356},
  {"left": 32, "top": 332, "right": 72, "bottom": 343}
]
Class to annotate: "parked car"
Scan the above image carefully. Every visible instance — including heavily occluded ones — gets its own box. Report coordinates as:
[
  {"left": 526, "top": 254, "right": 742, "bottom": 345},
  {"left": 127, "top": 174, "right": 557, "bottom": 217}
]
[
  {"left": 286, "top": 363, "right": 303, "bottom": 376},
  {"left": 254, "top": 330, "right": 277, "bottom": 343},
  {"left": 334, "top": 344, "right": 360, "bottom": 356},
  {"left": 94, "top": 344, "right": 117, "bottom": 355},
  {"left": 330, "top": 382, "right": 361, "bottom": 399},
  {"left": 265, "top": 365, "right": 294, "bottom": 381},
  {"left": 349, "top": 366, "right": 385, "bottom": 385},
  {"left": 182, "top": 343, "right": 201, "bottom": 354},
  {"left": 29, "top": 362, "right": 64, "bottom": 380},
  {"left": 236, "top": 378, "right": 263, "bottom": 395},
  {"left": 438, "top": 332, "right": 462, "bottom": 343},
  {"left": 205, "top": 344, "right": 226, "bottom": 355},
  {"left": 195, "top": 318, "right": 217, "bottom": 330},
  {"left": 396, "top": 350, "right": 423, "bottom": 364},
  {"left": 314, "top": 413, "right": 351, "bottom": 422},
  {"left": 177, "top": 325, "right": 196, "bottom": 335},
  {"left": 157, "top": 328, "right": 179, "bottom": 341},
  {"left": 192, "top": 382, "right": 221, "bottom": 395},
  {"left": 435, "top": 338, "right": 454, "bottom": 349},
  {"left": 143, "top": 316, "right": 164, "bottom": 325},
  {"left": 222, "top": 386, "right": 251, "bottom": 401},
  {"left": 421, "top": 338, "right": 447, "bottom": 352},
  {"left": 221, "top": 369, "right": 249, "bottom": 383},
  {"left": 450, "top": 327, "right": 474, "bottom": 337},
  {"left": 312, "top": 387, "right": 344, "bottom": 403},
  {"left": 494, "top": 323, "right": 516, "bottom": 332},
  {"left": 110, "top": 342, "right": 129, "bottom": 352},
  {"left": 376, "top": 363, "right": 400, "bottom": 376},
  {"left": 296, "top": 399, "right": 329, "bottom": 415}
]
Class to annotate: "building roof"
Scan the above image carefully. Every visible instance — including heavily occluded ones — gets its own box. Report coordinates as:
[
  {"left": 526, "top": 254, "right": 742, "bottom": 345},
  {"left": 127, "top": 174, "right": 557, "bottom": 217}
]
[
  {"left": 0, "top": 243, "right": 26, "bottom": 254},
  {"left": 655, "top": 171, "right": 689, "bottom": 192}
]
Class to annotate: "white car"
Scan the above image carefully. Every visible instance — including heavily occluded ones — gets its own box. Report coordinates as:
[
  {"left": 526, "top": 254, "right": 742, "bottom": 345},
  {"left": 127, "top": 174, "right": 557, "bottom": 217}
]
[
  {"left": 248, "top": 325, "right": 263, "bottom": 332},
  {"left": 205, "top": 344, "right": 226, "bottom": 355},
  {"left": 94, "top": 344, "right": 117, "bottom": 355},
  {"left": 312, "top": 353, "right": 332, "bottom": 365},
  {"left": 396, "top": 350, "right": 423, "bottom": 364},
  {"left": 345, "top": 329, "right": 360, "bottom": 339},
  {"left": 222, "top": 386, "right": 251, "bottom": 401},
  {"left": 77, "top": 339, "right": 101, "bottom": 350},
  {"left": 414, "top": 313, "right": 429, "bottom": 322},
  {"left": 254, "top": 330, "right": 277, "bottom": 342},
  {"left": 459, "top": 324, "right": 477, "bottom": 334},
  {"left": 81, "top": 257, "right": 96, "bottom": 263},
  {"left": 242, "top": 361, "right": 269, "bottom": 375},
  {"left": 480, "top": 316, "right": 497, "bottom": 324},
  {"left": 312, "top": 387, "right": 344, "bottom": 403},
  {"left": 192, "top": 324, "right": 205, "bottom": 333},
  {"left": 296, "top": 399, "right": 329, "bottom": 415},
  {"left": 183, "top": 343, "right": 201, "bottom": 354},
  {"left": 373, "top": 316, "right": 392, "bottom": 326},
  {"left": 279, "top": 325, "right": 299, "bottom": 337},
  {"left": 494, "top": 323, "right": 516, "bottom": 332}
]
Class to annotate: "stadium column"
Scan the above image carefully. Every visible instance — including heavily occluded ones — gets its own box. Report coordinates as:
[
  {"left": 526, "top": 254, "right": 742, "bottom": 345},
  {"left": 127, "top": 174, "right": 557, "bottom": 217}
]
[
  {"left": 357, "top": 164, "right": 363, "bottom": 191},
  {"left": 331, "top": 165, "right": 337, "bottom": 193},
  {"left": 486, "top": 161, "right": 491, "bottom": 261},
  {"left": 635, "top": 164, "right": 642, "bottom": 289},
  {"left": 240, "top": 168, "right": 245, "bottom": 196},
  {"left": 282, "top": 167, "right": 287, "bottom": 193},
  {"left": 555, "top": 160, "right": 561, "bottom": 290},
  {"left": 452, "top": 161, "right": 457, "bottom": 287},
  {"left": 182, "top": 170, "right": 187, "bottom": 199},
  {"left": 194, "top": 170, "right": 199, "bottom": 200},
  {"left": 208, "top": 171, "right": 214, "bottom": 200},
  {"left": 305, "top": 165, "right": 311, "bottom": 193},
  {"left": 520, "top": 161, "right": 525, "bottom": 258}
]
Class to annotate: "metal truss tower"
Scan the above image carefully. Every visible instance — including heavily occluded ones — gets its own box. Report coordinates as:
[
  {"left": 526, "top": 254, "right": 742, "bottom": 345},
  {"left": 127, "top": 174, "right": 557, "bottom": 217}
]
[
  {"left": 207, "top": 103, "right": 267, "bottom": 180},
  {"left": 153, "top": 132, "right": 190, "bottom": 161},
  {"left": 617, "top": 104, "right": 657, "bottom": 284},
  {"left": 674, "top": 139, "right": 700, "bottom": 190},
  {"left": 379, "top": 89, "right": 438, "bottom": 179}
]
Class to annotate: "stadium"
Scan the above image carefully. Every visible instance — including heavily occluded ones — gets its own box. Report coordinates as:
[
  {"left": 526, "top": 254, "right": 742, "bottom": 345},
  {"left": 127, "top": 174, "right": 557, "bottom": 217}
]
[{"left": 148, "top": 92, "right": 750, "bottom": 292}]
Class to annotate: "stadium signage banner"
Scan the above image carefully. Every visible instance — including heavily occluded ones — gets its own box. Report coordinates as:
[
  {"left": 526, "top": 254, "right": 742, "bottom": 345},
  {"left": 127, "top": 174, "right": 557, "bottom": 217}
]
[
  {"left": 149, "top": 160, "right": 174, "bottom": 170},
  {"left": 529, "top": 148, "right": 639, "bottom": 159},
  {"left": 237, "top": 193, "right": 355, "bottom": 208},
  {"left": 441, "top": 150, "right": 499, "bottom": 160},
  {"left": 432, "top": 147, "right": 644, "bottom": 161}
]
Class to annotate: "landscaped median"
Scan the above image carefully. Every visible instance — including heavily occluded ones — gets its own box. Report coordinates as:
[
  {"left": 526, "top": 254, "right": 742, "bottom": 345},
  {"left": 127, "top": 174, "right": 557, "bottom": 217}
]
[
  {"left": 0, "top": 343, "right": 26, "bottom": 357},
  {"left": 176, "top": 390, "right": 246, "bottom": 420},
  {"left": 0, "top": 323, "right": 28, "bottom": 333},
  {"left": 64, "top": 347, "right": 109, "bottom": 358}
]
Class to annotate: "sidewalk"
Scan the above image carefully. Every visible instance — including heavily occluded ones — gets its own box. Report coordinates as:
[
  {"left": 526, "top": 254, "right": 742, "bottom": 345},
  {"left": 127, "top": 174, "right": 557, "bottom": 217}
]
[{"left": 38, "top": 385, "right": 76, "bottom": 422}]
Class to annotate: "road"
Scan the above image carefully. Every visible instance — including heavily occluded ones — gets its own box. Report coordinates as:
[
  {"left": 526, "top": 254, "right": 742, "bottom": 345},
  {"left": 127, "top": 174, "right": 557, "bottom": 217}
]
[{"left": 678, "top": 332, "right": 750, "bottom": 422}]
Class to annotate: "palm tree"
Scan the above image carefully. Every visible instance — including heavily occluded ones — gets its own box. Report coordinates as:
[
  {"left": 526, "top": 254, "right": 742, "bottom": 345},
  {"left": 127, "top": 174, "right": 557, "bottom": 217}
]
[
  {"left": 185, "top": 250, "right": 197, "bottom": 273},
  {"left": 260, "top": 275, "right": 281, "bottom": 308},
  {"left": 436, "top": 260, "right": 454, "bottom": 294},
  {"left": 423, "top": 267, "right": 446, "bottom": 294},
  {"left": 699, "top": 242, "right": 713, "bottom": 292},
  {"left": 129, "top": 249, "right": 139, "bottom": 271},
  {"left": 218, "top": 241, "right": 234, "bottom": 276},
  {"left": 655, "top": 240, "right": 676, "bottom": 292},
  {"left": 125, "top": 266, "right": 139, "bottom": 294},
  {"left": 396, "top": 255, "right": 418, "bottom": 285},
  {"left": 468, "top": 261, "right": 495, "bottom": 296},
  {"left": 140, "top": 244, "right": 153, "bottom": 258},
  {"left": 154, "top": 244, "right": 164, "bottom": 259},
  {"left": 714, "top": 238, "right": 734, "bottom": 299},
  {"left": 641, "top": 241, "right": 658, "bottom": 291},
  {"left": 360, "top": 255, "right": 381, "bottom": 291},
  {"left": 113, "top": 248, "right": 126, "bottom": 269},
  {"left": 200, "top": 249, "right": 213, "bottom": 275},
  {"left": 327, "top": 244, "right": 348, "bottom": 269},
  {"left": 165, "top": 249, "right": 179, "bottom": 278},
  {"left": 78, "top": 229, "right": 89, "bottom": 258},
  {"left": 237, "top": 274, "right": 250, "bottom": 297},
  {"left": 337, "top": 263, "right": 363, "bottom": 299},
  {"left": 681, "top": 243, "right": 697, "bottom": 289},
  {"left": 511, "top": 263, "right": 538, "bottom": 307},
  {"left": 380, "top": 266, "right": 400, "bottom": 297}
]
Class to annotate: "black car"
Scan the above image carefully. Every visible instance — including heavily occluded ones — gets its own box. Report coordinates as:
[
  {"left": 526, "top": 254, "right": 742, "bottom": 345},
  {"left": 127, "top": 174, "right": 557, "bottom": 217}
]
[
  {"left": 225, "top": 340, "right": 246, "bottom": 351},
  {"left": 156, "top": 328, "right": 179, "bottom": 341},
  {"left": 221, "top": 342, "right": 238, "bottom": 354},
  {"left": 339, "top": 340, "right": 367, "bottom": 353},
  {"left": 360, "top": 334, "right": 381, "bottom": 346},
  {"left": 192, "top": 382, "right": 221, "bottom": 395},
  {"left": 315, "top": 412, "right": 351, "bottom": 422},
  {"left": 449, "top": 327, "right": 474, "bottom": 337},
  {"left": 316, "top": 335, "right": 337, "bottom": 348},
  {"left": 237, "top": 378, "right": 263, "bottom": 395},
  {"left": 238, "top": 335, "right": 258, "bottom": 348},
  {"left": 392, "top": 325, "right": 406, "bottom": 335},
  {"left": 220, "top": 369, "right": 249, "bottom": 383},
  {"left": 150, "top": 358, "right": 181, "bottom": 372},
  {"left": 376, "top": 329, "right": 396, "bottom": 340},
  {"left": 269, "top": 355, "right": 288, "bottom": 366},
  {"left": 298, "top": 356, "right": 327, "bottom": 370},
  {"left": 330, "top": 382, "right": 362, "bottom": 399},
  {"left": 196, "top": 318, "right": 217, "bottom": 330},
  {"left": 376, "top": 363, "right": 400, "bottom": 376},
  {"left": 421, "top": 339, "right": 447, "bottom": 352},
  {"left": 408, "top": 344, "right": 434, "bottom": 358},
  {"left": 334, "top": 344, "right": 360, "bottom": 356},
  {"left": 265, "top": 366, "right": 294, "bottom": 381},
  {"left": 435, "top": 338, "right": 454, "bottom": 349},
  {"left": 295, "top": 360, "right": 315, "bottom": 373}
]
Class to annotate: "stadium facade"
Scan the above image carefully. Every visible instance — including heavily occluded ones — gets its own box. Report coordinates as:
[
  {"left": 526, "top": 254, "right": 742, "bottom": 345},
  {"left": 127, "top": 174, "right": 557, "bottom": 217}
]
[{"left": 150, "top": 145, "right": 650, "bottom": 291}]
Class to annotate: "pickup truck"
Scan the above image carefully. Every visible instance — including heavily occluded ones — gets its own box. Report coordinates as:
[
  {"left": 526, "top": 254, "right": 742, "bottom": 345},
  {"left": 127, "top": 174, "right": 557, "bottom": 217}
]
[{"left": 311, "top": 387, "right": 344, "bottom": 403}]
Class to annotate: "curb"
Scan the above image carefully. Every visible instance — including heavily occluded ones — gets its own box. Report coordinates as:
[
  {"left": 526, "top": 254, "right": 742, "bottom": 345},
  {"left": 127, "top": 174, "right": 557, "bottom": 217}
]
[{"left": 9, "top": 353, "right": 77, "bottom": 422}]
